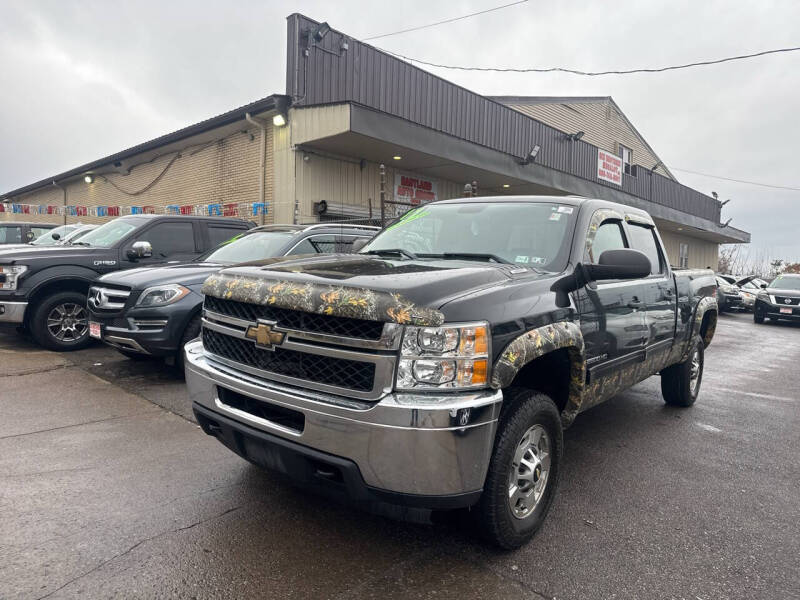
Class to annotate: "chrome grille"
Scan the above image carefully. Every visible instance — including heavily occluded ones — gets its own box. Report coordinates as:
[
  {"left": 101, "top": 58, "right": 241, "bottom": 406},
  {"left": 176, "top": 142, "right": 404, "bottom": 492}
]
[
  {"left": 204, "top": 296, "right": 385, "bottom": 341},
  {"left": 203, "top": 329, "right": 375, "bottom": 392},
  {"left": 200, "top": 302, "right": 397, "bottom": 400},
  {"left": 88, "top": 286, "right": 131, "bottom": 311},
  {"left": 775, "top": 296, "right": 800, "bottom": 306}
]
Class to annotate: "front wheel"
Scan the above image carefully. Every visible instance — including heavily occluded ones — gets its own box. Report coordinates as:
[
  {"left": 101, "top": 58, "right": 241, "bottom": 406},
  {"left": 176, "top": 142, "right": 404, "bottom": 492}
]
[
  {"left": 474, "top": 389, "right": 563, "bottom": 549},
  {"left": 30, "top": 291, "right": 92, "bottom": 351},
  {"left": 661, "top": 334, "right": 704, "bottom": 407},
  {"left": 754, "top": 312, "right": 764, "bottom": 324}
]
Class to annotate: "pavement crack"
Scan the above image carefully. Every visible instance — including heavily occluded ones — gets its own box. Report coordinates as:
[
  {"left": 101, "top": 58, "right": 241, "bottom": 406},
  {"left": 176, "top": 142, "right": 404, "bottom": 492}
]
[
  {"left": 0, "top": 364, "right": 71, "bottom": 378},
  {"left": 0, "top": 411, "right": 158, "bottom": 441},
  {"left": 34, "top": 504, "right": 247, "bottom": 600}
]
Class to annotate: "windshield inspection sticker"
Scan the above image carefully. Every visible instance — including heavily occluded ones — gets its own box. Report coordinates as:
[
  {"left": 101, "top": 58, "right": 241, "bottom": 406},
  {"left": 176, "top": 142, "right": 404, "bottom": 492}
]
[
  {"left": 549, "top": 213, "right": 562, "bottom": 221},
  {"left": 557, "top": 206, "right": 574, "bottom": 214}
]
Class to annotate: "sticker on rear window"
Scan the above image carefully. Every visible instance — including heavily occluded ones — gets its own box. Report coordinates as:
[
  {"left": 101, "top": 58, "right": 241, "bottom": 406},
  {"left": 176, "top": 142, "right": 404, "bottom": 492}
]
[{"left": 557, "top": 206, "right": 574, "bottom": 214}]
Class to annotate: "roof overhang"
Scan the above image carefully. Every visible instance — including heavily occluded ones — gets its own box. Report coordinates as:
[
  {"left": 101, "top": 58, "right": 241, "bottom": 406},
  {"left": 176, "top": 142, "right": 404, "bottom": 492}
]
[
  {"left": 295, "top": 103, "right": 750, "bottom": 244},
  {"left": 2, "top": 95, "right": 288, "bottom": 199}
]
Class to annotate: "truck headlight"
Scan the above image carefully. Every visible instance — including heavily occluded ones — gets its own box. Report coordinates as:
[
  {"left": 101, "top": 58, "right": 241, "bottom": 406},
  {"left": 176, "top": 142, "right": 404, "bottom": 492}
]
[
  {"left": 396, "top": 323, "right": 490, "bottom": 390},
  {"left": 0, "top": 265, "right": 28, "bottom": 291},
  {"left": 135, "top": 284, "right": 190, "bottom": 307}
]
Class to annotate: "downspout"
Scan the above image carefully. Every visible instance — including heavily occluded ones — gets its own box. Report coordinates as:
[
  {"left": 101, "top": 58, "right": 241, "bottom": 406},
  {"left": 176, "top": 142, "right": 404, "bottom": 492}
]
[
  {"left": 245, "top": 113, "right": 267, "bottom": 226},
  {"left": 52, "top": 180, "right": 67, "bottom": 226}
]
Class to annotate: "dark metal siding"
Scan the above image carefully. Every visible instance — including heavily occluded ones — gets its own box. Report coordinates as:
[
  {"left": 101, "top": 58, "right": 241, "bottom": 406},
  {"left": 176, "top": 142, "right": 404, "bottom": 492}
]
[{"left": 286, "top": 14, "right": 721, "bottom": 224}]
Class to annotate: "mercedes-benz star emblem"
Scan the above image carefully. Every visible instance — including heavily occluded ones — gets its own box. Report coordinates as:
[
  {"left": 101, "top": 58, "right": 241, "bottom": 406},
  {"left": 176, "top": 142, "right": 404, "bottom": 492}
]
[{"left": 88, "top": 289, "right": 104, "bottom": 310}]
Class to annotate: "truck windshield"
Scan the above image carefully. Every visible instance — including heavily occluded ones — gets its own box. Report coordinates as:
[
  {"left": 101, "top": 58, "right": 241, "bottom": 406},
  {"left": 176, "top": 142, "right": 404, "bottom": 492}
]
[
  {"left": 361, "top": 201, "right": 576, "bottom": 271},
  {"left": 771, "top": 276, "right": 800, "bottom": 290},
  {"left": 74, "top": 218, "right": 143, "bottom": 248},
  {"left": 199, "top": 231, "right": 295, "bottom": 264}
]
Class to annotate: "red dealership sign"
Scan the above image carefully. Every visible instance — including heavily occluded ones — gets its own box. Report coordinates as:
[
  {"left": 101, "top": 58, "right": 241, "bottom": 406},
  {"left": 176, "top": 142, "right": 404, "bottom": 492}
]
[
  {"left": 597, "top": 149, "right": 623, "bottom": 186},
  {"left": 395, "top": 173, "right": 438, "bottom": 205}
]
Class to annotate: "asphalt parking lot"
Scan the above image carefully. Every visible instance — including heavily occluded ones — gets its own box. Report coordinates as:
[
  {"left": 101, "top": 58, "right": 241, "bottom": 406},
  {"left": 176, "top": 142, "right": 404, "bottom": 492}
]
[{"left": 2, "top": 311, "right": 799, "bottom": 600}]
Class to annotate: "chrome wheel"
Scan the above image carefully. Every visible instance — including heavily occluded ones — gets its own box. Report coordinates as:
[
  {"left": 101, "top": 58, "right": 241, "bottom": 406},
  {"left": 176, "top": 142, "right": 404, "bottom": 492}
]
[
  {"left": 508, "top": 424, "right": 551, "bottom": 519},
  {"left": 689, "top": 348, "right": 701, "bottom": 396},
  {"left": 47, "top": 302, "right": 88, "bottom": 342}
]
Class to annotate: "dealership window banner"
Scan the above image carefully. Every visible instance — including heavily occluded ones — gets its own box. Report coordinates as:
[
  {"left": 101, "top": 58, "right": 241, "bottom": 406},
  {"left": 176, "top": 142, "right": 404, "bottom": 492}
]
[{"left": 395, "top": 173, "right": 438, "bottom": 205}]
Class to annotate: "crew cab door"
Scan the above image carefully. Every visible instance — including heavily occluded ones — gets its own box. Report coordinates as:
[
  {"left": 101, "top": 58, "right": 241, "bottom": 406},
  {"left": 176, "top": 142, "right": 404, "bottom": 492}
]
[
  {"left": 121, "top": 220, "right": 198, "bottom": 266},
  {"left": 622, "top": 220, "right": 675, "bottom": 351},
  {"left": 574, "top": 214, "right": 649, "bottom": 371}
]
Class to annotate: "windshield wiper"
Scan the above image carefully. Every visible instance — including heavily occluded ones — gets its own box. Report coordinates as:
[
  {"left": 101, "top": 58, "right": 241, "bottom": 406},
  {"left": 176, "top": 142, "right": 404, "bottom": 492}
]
[
  {"left": 362, "top": 248, "right": 418, "bottom": 260},
  {"left": 419, "top": 252, "right": 512, "bottom": 264}
]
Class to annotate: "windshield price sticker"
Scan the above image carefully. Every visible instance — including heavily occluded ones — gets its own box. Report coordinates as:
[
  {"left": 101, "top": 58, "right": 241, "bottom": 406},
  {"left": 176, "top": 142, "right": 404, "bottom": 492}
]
[{"left": 557, "top": 206, "right": 574, "bottom": 214}]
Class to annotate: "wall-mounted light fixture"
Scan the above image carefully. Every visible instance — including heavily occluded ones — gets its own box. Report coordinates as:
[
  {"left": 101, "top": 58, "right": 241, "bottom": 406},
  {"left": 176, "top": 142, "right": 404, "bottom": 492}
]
[
  {"left": 518, "top": 144, "right": 541, "bottom": 165},
  {"left": 651, "top": 160, "right": 663, "bottom": 172},
  {"left": 565, "top": 131, "right": 584, "bottom": 142},
  {"left": 312, "top": 22, "right": 331, "bottom": 42},
  {"left": 83, "top": 174, "right": 94, "bottom": 184},
  {"left": 272, "top": 114, "right": 287, "bottom": 127},
  {"left": 502, "top": 184, "right": 511, "bottom": 188},
  {"left": 720, "top": 199, "right": 731, "bottom": 207},
  {"left": 392, "top": 155, "right": 402, "bottom": 161}
]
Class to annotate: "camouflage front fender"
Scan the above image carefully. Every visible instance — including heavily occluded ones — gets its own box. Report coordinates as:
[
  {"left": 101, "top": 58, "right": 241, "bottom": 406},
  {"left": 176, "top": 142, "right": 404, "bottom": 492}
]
[
  {"left": 490, "top": 321, "right": 586, "bottom": 427},
  {"left": 202, "top": 273, "right": 445, "bottom": 326}
]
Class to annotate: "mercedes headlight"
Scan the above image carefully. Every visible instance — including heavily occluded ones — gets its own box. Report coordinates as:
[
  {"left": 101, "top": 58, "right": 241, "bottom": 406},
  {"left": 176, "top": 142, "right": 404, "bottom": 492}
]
[
  {"left": 396, "top": 322, "right": 490, "bottom": 390},
  {"left": 0, "top": 265, "right": 27, "bottom": 291},
  {"left": 135, "top": 284, "right": 190, "bottom": 307}
]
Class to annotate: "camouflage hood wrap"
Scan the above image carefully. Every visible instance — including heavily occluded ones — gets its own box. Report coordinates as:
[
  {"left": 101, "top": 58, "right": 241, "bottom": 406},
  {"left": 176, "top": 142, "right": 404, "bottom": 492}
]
[
  {"left": 490, "top": 321, "right": 586, "bottom": 427},
  {"left": 202, "top": 272, "right": 445, "bottom": 326}
]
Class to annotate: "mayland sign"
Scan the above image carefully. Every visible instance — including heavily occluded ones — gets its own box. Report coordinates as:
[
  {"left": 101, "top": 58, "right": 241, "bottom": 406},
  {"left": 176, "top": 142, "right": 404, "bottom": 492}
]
[
  {"left": 597, "top": 149, "right": 623, "bottom": 186},
  {"left": 395, "top": 173, "right": 438, "bottom": 205}
]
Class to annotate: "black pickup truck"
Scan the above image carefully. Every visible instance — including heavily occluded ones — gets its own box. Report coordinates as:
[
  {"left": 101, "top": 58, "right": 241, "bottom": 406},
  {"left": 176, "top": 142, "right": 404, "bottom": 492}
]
[
  {"left": 184, "top": 196, "right": 718, "bottom": 549},
  {"left": 0, "top": 214, "right": 252, "bottom": 350}
]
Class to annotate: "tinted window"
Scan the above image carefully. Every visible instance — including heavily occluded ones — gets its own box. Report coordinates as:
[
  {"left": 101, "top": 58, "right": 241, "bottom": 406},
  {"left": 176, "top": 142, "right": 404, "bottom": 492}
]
[
  {"left": 287, "top": 234, "right": 338, "bottom": 255},
  {"left": 79, "top": 218, "right": 144, "bottom": 248},
  {"left": 202, "top": 231, "right": 295, "bottom": 263},
  {"left": 626, "top": 224, "right": 662, "bottom": 274},
  {"left": 587, "top": 221, "right": 627, "bottom": 263},
  {"left": 208, "top": 225, "right": 247, "bottom": 248},
  {"left": 0, "top": 226, "right": 23, "bottom": 243},
  {"left": 140, "top": 222, "right": 196, "bottom": 257}
]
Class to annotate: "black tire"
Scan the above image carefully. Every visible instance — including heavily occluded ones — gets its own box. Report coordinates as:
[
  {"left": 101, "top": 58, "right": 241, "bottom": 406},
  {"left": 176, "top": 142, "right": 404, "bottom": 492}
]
[
  {"left": 174, "top": 314, "right": 202, "bottom": 373},
  {"left": 754, "top": 312, "right": 764, "bottom": 324},
  {"left": 474, "top": 389, "right": 563, "bottom": 549},
  {"left": 30, "top": 291, "right": 91, "bottom": 351},
  {"left": 661, "top": 334, "right": 704, "bottom": 407}
]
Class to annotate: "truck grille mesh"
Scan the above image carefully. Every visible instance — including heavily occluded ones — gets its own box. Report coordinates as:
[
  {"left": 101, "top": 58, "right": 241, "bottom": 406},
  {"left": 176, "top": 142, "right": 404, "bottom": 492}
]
[
  {"left": 204, "top": 296, "right": 385, "bottom": 341},
  {"left": 202, "top": 329, "right": 376, "bottom": 392},
  {"left": 775, "top": 296, "right": 800, "bottom": 306}
]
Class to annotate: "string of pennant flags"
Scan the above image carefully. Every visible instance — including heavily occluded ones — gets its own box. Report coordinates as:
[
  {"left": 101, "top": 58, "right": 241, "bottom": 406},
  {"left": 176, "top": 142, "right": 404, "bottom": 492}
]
[{"left": 0, "top": 201, "right": 268, "bottom": 218}]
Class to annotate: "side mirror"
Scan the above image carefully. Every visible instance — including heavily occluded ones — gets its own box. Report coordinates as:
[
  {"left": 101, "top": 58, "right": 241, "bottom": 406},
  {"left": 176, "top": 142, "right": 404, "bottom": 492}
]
[
  {"left": 585, "top": 249, "right": 652, "bottom": 282},
  {"left": 550, "top": 249, "right": 652, "bottom": 308},
  {"left": 760, "top": 283, "right": 767, "bottom": 289},
  {"left": 51, "top": 232, "right": 61, "bottom": 241},
  {"left": 26, "top": 231, "right": 35, "bottom": 241},
  {"left": 126, "top": 240, "right": 153, "bottom": 260},
  {"left": 351, "top": 238, "right": 369, "bottom": 253}
]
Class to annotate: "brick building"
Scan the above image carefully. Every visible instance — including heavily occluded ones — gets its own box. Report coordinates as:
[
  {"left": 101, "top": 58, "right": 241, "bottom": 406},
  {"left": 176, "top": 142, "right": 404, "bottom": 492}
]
[{"left": 1, "top": 13, "right": 749, "bottom": 268}]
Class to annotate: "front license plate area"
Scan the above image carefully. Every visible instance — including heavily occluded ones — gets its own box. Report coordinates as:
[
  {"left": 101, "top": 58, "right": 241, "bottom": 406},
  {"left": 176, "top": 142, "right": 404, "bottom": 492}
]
[
  {"left": 780, "top": 307, "right": 793, "bottom": 315},
  {"left": 89, "top": 321, "right": 102, "bottom": 339}
]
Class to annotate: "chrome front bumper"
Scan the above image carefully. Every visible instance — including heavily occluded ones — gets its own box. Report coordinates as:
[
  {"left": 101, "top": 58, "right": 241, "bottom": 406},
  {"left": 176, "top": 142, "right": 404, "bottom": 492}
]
[
  {"left": 184, "top": 339, "right": 503, "bottom": 498},
  {"left": 0, "top": 301, "right": 27, "bottom": 323}
]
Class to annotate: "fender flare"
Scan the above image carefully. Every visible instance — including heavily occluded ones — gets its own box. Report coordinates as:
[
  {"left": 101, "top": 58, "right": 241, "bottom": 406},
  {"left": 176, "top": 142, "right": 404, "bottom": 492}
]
[
  {"left": 688, "top": 295, "right": 718, "bottom": 351},
  {"left": 490, "top": 321, "right": 587, "bottom": 427},
  {"left": 24, "top": 266, "right": 100, "bottom": 298}
]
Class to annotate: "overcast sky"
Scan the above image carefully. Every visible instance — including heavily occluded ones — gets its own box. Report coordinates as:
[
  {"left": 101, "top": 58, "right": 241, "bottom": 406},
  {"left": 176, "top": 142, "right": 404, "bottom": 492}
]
[{"left": 1, "top": 0, "right": 798, "bottom": 262}]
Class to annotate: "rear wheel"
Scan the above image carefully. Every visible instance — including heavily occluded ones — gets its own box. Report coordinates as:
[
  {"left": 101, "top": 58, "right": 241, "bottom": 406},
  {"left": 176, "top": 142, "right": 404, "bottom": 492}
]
[
  {"left": 661, "top": 334, "right": 704, "bottom": 407},
  {"left": 474, "top": 389, "right": 562, "bottom": 549},
  {"left": 30, "top": 291, "right": 91, "bottom": 351}
]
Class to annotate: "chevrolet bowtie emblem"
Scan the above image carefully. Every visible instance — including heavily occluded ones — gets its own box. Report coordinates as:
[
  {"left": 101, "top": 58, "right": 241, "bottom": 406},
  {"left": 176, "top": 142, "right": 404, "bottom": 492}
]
[{"left": 245, "top": 320, "right": 285, "bottom": 350}]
